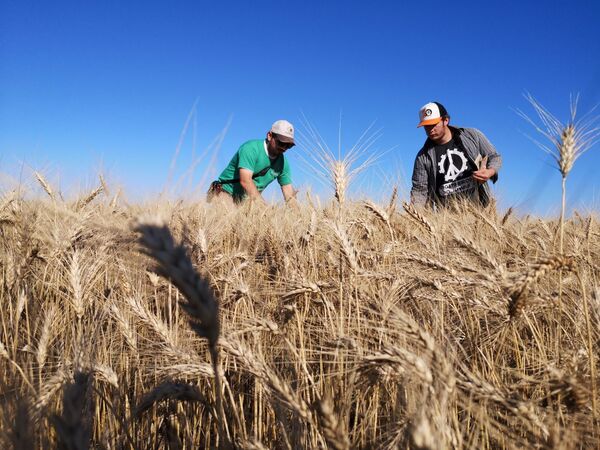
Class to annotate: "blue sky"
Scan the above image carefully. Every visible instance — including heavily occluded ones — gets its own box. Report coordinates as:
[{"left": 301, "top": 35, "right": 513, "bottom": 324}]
[{"left": 1, "top": 0, "right": 599, "bottom": 214}]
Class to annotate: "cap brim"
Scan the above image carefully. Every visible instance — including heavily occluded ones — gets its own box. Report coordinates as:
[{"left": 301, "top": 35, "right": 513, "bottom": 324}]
[
  {"left": 272, "top": 133, "right": 294, "bottom": 144},
  {"left": 417, "top": 117, "right": 442, "bottom": 128}
]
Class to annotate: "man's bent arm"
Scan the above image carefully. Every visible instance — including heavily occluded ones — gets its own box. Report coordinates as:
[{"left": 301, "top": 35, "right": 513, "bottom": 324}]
[
  {"left": 239, "top": 168, "right": 262, "bottom": 200},
  {"left": 476, "top": 130, "right": 502, "bottom": 177}
]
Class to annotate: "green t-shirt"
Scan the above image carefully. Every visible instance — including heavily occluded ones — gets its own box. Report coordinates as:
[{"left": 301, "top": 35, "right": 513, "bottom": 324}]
[{"left": 218, "top": 139, "right": 292, "bottom": 199}]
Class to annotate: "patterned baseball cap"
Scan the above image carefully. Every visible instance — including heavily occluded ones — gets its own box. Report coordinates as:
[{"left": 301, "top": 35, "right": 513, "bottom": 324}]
[{"left": 417, "top": 102, "right": 449, "bottom": 127}]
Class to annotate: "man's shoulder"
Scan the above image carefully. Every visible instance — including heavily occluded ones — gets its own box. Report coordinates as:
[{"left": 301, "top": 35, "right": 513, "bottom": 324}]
[
  {"left": 454, "top": 127, "right": 486, "bottom": 139},
  {"left": 416, "top": 138, "right": 434, "bottom": 158},
  {"left": 239, "top": 139, "right": 264, "bottom": 152}
]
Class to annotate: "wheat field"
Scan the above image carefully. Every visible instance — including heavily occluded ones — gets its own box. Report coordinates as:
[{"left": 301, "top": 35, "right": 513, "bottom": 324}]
[{"left": 0, "top": 178, "right": 598, "bottom": 449}]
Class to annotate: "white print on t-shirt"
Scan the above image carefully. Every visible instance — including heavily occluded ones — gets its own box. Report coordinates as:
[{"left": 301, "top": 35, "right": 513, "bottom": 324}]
[
  {"left": 438, "top": 148, "right": 468, "bottom": 182},
  {"left": 440, "top": 177, "right": 477, "bottom": 197}
]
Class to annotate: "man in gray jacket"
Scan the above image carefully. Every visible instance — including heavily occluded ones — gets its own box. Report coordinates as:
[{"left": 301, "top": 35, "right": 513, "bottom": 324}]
[{"left": 410, "top": 102, "right": 502, "bottom": 207}]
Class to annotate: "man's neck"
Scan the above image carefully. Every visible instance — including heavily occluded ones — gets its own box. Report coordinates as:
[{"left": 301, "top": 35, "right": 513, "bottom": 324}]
[{"left": 433, "top": 128, "right": 453, "bottom": 145}]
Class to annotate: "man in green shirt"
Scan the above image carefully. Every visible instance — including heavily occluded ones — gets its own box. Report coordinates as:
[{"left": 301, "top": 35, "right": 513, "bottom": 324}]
[{"left": 208, "top": 120, "right": 296, "bottom": 203}]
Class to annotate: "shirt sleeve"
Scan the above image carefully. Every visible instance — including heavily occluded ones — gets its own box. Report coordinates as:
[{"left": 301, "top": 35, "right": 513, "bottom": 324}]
[
  {"left": 237, "top": 142, "right": 257, "bottom": 172},
  {"left": 277, "top": 157, "right": 292, "bottom": 186}
]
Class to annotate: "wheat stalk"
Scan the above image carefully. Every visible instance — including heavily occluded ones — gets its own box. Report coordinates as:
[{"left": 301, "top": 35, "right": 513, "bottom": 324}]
[
  {"left": 364, "top": 201, "right": 394, "bottom": 239},
  {"left": 220, "top": 337, "right": 315, "bottom": 426},
  {"left": 296, "top": 116, "right": 384, "bottom": 208},
  {"left": 519, "top": 94, "right": 600, "bottom": 254},
  {"left": 507, "top": 255, "right": 575, "bottom": 319},
  {"left": 36, "top": 305, "right": 57, "bottom": 370},
  {"left": 108, "top": 304, "right": 138, "bottom": 352},
  {"left": 134, "top": 217, "right": 227, "bottom": 444},
  {"left": 135, "top": 381, "right": 207, "bottom": 417},
  {"left": 125, "top": 295, "right": 173, "bottom": 345},
  {"left": 75, "top": 185, "right": 103, "bottom": 211},
  {"left": 134, "top": 218, "right": 219, "bottom": 345},
  {"left": 1, "top": 340, "right": 35, "bottom": 392},
  {"left": 314, "top": 392, "right": 350, "bottom": 450},
  {"left": 453, "top": 233, "right": 504, "bottom": 276},
  {"left": 300, "top": 210, "right": 318, "bottom": 247},
  {"left": 501, "top": 206, "right": 514, "bottom": 226},
  {"left": 327, "top": 220, "right": 360, "bottom": 272},
  {"left": 91, "top": 364, "right": 119, "bottom": 389},
  {"left": 387, "top": 186, "right": 398, "bottom": 217},
  {"left": 49, "top": 371, "right": 92, "bottom": 450},
  {"left": 157, "top": 363, "right": 219, "bottom": 380},
  {"left": 98, "top": 173, "right": 110, "bottom": 196},
  {"left": 34, "top": 368, "right": 70, "bottom": 418},
  {"left": 34, "top": 172, "right": 56, "bottom": 200},
  {"left": 402, "top": 202, "right": 435, "bottom": 235}
]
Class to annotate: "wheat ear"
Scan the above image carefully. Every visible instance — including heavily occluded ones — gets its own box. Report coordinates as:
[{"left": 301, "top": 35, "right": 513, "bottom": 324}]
[
  {"left": 34, "top": 172, "right": 56, "bottom": 200},
  {"left": 327, "top": 220, "right": 359, "bottom": 272},
  {"left": 49, "top": 371, "right": 92, "bottom": 450},
  {"left": 507, "top": 255, "right": 575, "bottom": 319},
  {"left": 402, "top": 202, "right": 435, "bottom": 235},
  {"left": 364, "top": 201, "right": 394, "bottom": 239},
  {"left": 134, "top": 218, "right": 219, "bottom": 345},
  {"left": 75, "top": 185, "right": 103, "bottom": 211},
  {"left": 135, "top": 381, "right": 207, "bottom": 417},
  {"left": 314, "top": 391, "right": 350, "bottom": 450},
  {"left": 134, "top": 217, "right": 228, "bottom": 444}
]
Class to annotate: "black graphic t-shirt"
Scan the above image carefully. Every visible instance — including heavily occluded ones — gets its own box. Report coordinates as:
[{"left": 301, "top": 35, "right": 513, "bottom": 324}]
[{"left": 434, "top": 138, "right": 479, "bottom": 203}]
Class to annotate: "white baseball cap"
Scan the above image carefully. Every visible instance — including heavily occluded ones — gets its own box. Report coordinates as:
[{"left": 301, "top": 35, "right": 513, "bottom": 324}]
[
  {"left": 270, "top": 119, "right": 295, "bottom": 144},
  {"left": 417, "top": 102, "right": 449, "bottom": 127}
]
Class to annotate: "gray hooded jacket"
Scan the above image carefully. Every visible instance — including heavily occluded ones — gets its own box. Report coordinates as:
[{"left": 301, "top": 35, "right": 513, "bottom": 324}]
[{"left": 410, "top": 126, "right": 502, "bottom": 207}]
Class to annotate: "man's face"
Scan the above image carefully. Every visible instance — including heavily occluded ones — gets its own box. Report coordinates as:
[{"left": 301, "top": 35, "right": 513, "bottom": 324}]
[
  {"left": 423, "top": 117, "right": 449, "bottom": 143},
  {"left": 267, "top": 132, "right": 294, "bottom": 156}
]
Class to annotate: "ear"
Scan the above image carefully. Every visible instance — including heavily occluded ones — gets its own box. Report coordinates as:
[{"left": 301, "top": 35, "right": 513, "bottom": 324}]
[{"left": 266, "top": 131, "right": 273, "bottom": 141}]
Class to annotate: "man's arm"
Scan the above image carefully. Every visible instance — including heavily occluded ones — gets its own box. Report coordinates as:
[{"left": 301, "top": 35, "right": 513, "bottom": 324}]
[
  {"left": 472, "top": 129, "right": 501, "bottom": 184},
  {"left": 239, "top": 168, "right": 262, "bottom": 200},
  {"left": 410, "top": 154, "right": 430, "bottom": 206},
  {"left": 281, "top": 184, "right": 296, "bottom": 203},
  {"left": 277, "top": 158, "right": 295, "bottom": 204}
]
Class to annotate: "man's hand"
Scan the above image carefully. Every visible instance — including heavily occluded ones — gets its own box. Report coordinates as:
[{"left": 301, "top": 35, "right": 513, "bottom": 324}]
[
  {"left": 472, "top": 168, "right": 496, "bottom": 184},
  {"left": 281, "top": 184, "right": 298, "bottom": 209},
  {"left": 281, "top": 184, "right": 296, "bottom": 201}
]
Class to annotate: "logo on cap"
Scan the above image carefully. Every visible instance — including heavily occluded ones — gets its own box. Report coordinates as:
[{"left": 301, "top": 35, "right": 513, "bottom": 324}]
[{"left": 425, "top": 109, "right": 432, "bottom": 117}]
